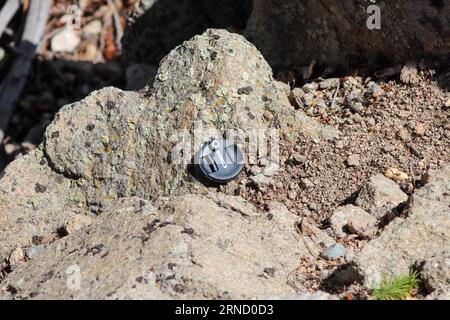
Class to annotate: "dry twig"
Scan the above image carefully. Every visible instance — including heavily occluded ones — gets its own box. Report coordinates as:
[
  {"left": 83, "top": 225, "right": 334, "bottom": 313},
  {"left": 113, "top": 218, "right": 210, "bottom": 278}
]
[
  {"left": 0, "top": 0, "right": 52, "bottom": 142},
  {"left": 107, "top": 0, "right": 123, "bottom": 53},
  {"left": 0, "top": 0, "right": 21, "bottom": 38}
]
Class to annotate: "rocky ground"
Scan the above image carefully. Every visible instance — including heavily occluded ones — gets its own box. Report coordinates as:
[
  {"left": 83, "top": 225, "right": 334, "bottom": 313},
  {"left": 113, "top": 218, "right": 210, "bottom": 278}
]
[
  {"left": 0, "top": 3, "right": 449, "bottom": 301},
  {"left": 242, "top": 66, "right": 450, "bottom": 221}
]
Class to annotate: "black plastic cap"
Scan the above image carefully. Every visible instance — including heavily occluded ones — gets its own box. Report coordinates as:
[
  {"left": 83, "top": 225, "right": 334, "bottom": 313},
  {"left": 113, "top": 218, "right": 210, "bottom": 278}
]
[{"left": 196, "top": 139, "right": 244, "bottom": 183}]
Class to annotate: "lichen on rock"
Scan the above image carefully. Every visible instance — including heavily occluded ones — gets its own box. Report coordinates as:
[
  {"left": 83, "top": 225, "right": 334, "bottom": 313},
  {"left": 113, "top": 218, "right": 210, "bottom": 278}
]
[{"left": 0, "top": 29, "right": 339, "bottom": 298}]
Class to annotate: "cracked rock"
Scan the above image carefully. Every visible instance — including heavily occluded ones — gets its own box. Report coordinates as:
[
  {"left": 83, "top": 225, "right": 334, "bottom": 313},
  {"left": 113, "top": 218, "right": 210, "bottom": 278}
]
[
  {"left": 352, "top": 165, "right": 450, "bottom": 288},
  {"left": 355, "top": 174, "right": 408, "bottom": 219},
  {"left": 421, "top": 251, "right": 450, "bottom": 293},
  {"left": 0, "top": 194, "right": 313, "bottom": 299},
  {"left": 329, "top": 205, "right": 376, "bottom": 238},
  {"left": 65, "top": 215, "right": 94, "bottom": 234},
  {"left": 0, "top": 148, "right": 85, "bottom": 263},
  {"left": 0, "top": 30, "right": 339, "bottom": 264}
]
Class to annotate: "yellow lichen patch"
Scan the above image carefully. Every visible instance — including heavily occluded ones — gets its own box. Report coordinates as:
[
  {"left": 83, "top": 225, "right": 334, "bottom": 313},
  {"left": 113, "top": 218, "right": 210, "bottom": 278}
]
[
  {"left": 190, "top": 93, "right": 206, "bottom": 109},
  {"left": 157, "top": 70, "right": 169, "bottom": 81},
  {"left": 101, "top": 135, "right": 109, "bottom": 145},
  {"left": 212, "top": 97, "right": 225, "bottom": 108},
  {"left": 105, "top": 145, "right": 113, "bottom": 155},
  {"left": 112, "top": 132, "right": 121, "bottom": 143}
]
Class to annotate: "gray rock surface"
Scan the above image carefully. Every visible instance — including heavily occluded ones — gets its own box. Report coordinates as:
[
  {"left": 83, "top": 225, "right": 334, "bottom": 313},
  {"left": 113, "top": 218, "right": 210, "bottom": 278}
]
[
  {"left": 353, "top": 165, "right": 450, "bottom": 288},
  {"left": 0, "top": 29, "right": 339, "bottom": 299},
  {"left": 421, "top": 251, "right": 450, "bottom": 293},
  {"left": 355, "top": 174, "right": 408, "bottom": 219},
  {"left": 0, "top": 194, "right": 311, "bottom": 299},
  {"left": 25, "top": 245, "right": 45, "bottom": 260},
  {"left": 43, "top": 29, "right": 337, "bottom": 212},
  {"left": 425, "top": 289, "right": 450, "bottom": 300},
  {"left": 329, "top": 205, "right": 376, "bottom": 238},
  {"left": 0, "top": 148, "right": 85, "bottom": 264}
]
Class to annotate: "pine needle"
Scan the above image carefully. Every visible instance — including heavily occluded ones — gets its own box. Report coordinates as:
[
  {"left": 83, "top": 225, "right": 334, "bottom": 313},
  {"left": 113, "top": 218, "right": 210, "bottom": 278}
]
[{"left": 372, "top": 270, "right": 421, "bottom": 300}]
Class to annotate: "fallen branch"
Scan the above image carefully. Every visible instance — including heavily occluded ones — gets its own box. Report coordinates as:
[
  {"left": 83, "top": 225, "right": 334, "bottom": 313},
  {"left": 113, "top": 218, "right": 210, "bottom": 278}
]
[
  {"left": 0, "top": 0, "right": 21, "bottom": 38},
  {"left": 0, "top": 0, "right": 52, "bottom": 143},
  {"left": 107, "top": 0, "right": 123, "bottom": 53}
]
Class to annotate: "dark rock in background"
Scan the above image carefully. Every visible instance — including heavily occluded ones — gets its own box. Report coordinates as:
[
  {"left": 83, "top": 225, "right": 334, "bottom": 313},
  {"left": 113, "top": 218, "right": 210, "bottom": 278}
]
[
  {"left": 123, "top": 0, "right": 253, "bottom": 65},
  {"left": 244, "top": 0, "right": 450, "bottom": 74}
]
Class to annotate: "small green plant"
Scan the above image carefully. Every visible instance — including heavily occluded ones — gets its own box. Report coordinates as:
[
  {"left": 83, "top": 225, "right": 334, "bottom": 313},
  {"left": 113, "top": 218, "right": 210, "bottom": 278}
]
[{"left": 372, "top": 270, "right": 421, "bottom": 300}]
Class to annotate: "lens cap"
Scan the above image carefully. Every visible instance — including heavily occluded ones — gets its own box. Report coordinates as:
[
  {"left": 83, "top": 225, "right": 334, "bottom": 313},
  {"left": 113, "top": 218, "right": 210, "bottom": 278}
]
[{"left": 196, "top": 139, "right": 244, "bottom": 183}]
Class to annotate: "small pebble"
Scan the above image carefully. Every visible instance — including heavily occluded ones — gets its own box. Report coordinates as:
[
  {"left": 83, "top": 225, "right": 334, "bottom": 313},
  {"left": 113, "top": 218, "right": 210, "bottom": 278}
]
[
  {"left": 289, "top": 88, "right": 305, "bottom": 108},
  {"left": 334, "top": 140, "right": 344, "bottom": 149},
  {"left": 396, "top": 128, "right": 410, "bottom": 142},
  {"left": 292, "top": 154, "right": 307, "bottom": 164},
  {"left": 288, "top": 190, "right": 297, "bottom": 200},
  {"left": 367, "top": 118, "right": 376, "bottom": 126},
  {"left": 8, "top": 247, "right": 24, "bottom": 265},
  {"left": 346, "top": 154, "right": 360, "bottom": 167},
  {"left": 302, "top": 93, "right": 315, "bottom": 107},
  {"left": 65, "top": 215, "right": 94, "bottom": 234},
  {"left": 384, "top": 168, "right": 409, "bottom": 182},
  {"left": 320, "top": 243, "right": 345, "bottom": 261},
  {"left": 249, "top": 165, "right": 261, "bottom": 176},
  {"left": 51, "top": 28, "right": 81, "bottom": 53},
  {"left": 349, "top": 101, "right": 364, "bottom": 114},
  {"left": 250, "top": 174, "right": 271, "bottom": 189},
  {"left": 303, "top": 82, "right": 319, "bottom": 93},
  {"left": 367, "top": 82, "right": 383, "bottom": 98},
  {"left": 25, "top": 245, "right": 45, "bottom": 259},
  {"left": 353, "top": 113, "right": 364, "bottom": 123},
  {"left": 414, "top": 123, "right": 426, "bottom": 136},
  {"left": 4, "top": 143, "right": 19, "bottom": 155},
  {"left": 319, "top": 78, "right": 339, "bottom": 90},
  {"left": 445, "top": 98, "right": 450, "bottom": 108},
  {"left": 262, "top": 162, "right": 279, "bottom": 177},
  {"left": 300, "top": 178, "right": 314, "bottom": 189}
]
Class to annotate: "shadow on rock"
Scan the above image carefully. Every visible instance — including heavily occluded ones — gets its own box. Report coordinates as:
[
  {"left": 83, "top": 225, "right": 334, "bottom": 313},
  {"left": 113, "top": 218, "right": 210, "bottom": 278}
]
[{"left": 122, "top": 0, "right": 253, "bottom": 65}]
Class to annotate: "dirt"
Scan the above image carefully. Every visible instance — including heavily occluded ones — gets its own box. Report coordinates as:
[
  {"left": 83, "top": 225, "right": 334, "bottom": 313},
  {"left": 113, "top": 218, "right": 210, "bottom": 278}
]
[
  {"left": 233, "top": 66, "right": 449, "bottom": 298},
  {"left": 241, "top": 68, "right": 450, "bottom": 223}
]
